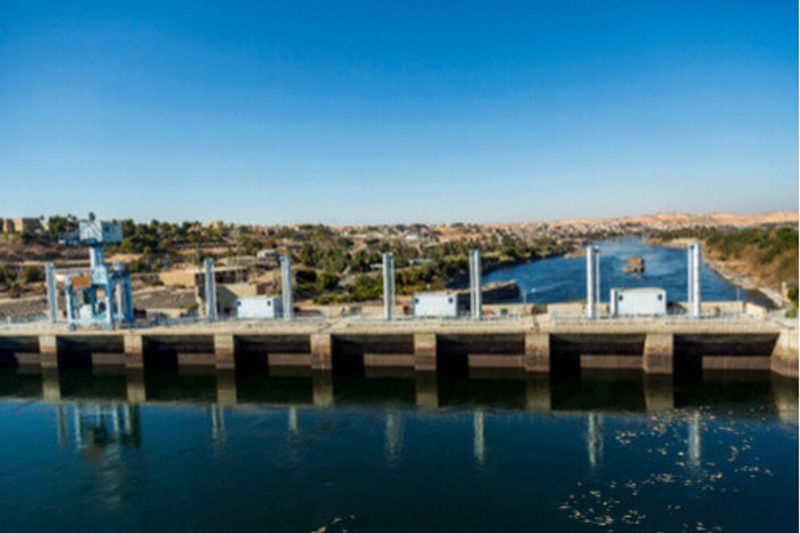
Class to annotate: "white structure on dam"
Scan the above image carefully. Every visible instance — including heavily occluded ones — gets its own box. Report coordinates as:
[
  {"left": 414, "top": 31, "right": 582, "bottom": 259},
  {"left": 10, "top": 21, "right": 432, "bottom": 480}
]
[{"left": 610, "top": 287, "right": 667, "bottom": 317}]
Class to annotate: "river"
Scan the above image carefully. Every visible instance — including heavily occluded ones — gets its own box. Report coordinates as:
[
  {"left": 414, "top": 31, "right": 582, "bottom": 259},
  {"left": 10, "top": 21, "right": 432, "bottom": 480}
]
[
  {"left": 482, "top": 237, "right": 769, "bottom": 305},
  {"left": 0, "top": 368, "right": 796, "bottom": 532}
]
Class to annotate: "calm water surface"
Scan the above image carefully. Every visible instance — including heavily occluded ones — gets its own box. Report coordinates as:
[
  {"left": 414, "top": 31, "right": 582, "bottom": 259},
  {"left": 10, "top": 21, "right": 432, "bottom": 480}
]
[
  {"left": 0, "top": 369, "right": 796, "bottom": 532},
  {"left": 483, "top": 237, "right": 757, "bottom": 305}
]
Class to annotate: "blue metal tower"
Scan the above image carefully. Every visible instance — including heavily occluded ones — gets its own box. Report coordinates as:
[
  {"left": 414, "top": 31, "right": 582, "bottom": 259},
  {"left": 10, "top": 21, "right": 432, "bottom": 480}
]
[{"left": 60, "top": 221, "right": 134, "bottom": 329}]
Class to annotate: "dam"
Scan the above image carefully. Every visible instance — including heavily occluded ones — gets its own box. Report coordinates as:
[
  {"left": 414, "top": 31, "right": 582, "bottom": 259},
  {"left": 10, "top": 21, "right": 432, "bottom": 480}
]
[
  {"left": 1, "top": 305, "right": 796, "bottom": 379},
  {"left": 3, "top": 229, "right": 795, "bottom": 381}
]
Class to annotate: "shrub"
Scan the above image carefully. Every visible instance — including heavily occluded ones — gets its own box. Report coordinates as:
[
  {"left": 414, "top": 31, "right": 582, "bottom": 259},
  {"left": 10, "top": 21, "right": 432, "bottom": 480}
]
[
  {"left": 316, "top": 271, "right": 340, "bottom": 292},
  {"left": 0, "top": 264, "right": 15, "bottom": 286},
  {"left": 21, "top": 266, "right": 44, "bottom": 283},
  {"left": 787, "top": 287, "right": 798, "bottom": 307},
  {"left": 295, "top": 269, "right": 317, "bottom": 284},
  {"left": 349, "top": 275, "right": 382, "bottom": 301}
]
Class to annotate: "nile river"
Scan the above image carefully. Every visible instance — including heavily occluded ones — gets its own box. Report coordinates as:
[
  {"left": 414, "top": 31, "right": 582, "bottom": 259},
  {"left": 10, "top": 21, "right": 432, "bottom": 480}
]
[
  {"left": 0, "top": 369, "right": 796, "bottom": 532},
  {"left": 483, "top": 237, "right": 757, "bottom": 305}
]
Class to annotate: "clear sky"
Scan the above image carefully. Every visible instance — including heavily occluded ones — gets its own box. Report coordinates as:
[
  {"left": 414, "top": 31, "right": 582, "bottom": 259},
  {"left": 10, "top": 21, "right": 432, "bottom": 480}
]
[{"left": 0, "top": 0, "right": 797, "bottom": 224}]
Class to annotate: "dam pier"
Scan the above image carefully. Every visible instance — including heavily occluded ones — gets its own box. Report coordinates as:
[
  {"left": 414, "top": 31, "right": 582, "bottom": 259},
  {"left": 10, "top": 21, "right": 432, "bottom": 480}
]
[{"left": 1, "top": 312, "right": 796, "bottom": 379}]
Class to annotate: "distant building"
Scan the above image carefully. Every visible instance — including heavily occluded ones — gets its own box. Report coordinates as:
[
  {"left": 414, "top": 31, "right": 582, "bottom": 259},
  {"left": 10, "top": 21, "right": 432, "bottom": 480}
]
[
  {"left": 256, "top": 249, "right": 279, "bottom": 263},
  {"left": 194, "top": 281, "right": 259, "bottom": 317},
  {"left": 1, "top": 217, "right": 46, "bottom": 234},
  {"left": 158, "top": 266, "right": 247, "bottom": 287},
  {"left": 610, "top": 287, "right": 667, "bottom": 317}
]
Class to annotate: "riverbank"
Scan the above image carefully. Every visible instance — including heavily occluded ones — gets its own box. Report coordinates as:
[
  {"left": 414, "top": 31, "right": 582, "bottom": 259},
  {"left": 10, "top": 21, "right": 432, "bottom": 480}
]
[{"left": 649, "top": 237, "right": 785, "bottom": 308}]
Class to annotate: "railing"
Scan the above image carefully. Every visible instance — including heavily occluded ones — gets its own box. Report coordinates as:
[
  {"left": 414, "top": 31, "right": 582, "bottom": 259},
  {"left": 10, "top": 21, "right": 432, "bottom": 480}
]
[
  {"left": 0, "top": 308, "right": 790, "bottom": 331},
  {"left": 0, "top": 313, "right": 71, "bottom": 331},
  {"left": 338, "top": 310, "right": 525, "bottom": 323},
  {"left": 547, "top": 311, "right": 784, "bottom": 328}
]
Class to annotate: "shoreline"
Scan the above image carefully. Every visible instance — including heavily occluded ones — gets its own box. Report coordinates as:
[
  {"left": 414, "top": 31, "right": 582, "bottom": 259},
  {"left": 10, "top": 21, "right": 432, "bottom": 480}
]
[{"left": 649, "top": 237, "right": 785, "bottom": 308}]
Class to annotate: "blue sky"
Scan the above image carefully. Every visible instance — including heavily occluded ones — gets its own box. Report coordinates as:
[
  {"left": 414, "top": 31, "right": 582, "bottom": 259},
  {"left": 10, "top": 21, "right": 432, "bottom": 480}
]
[{"left": 0, "top": 0, "right": 797, "bottom": 224}]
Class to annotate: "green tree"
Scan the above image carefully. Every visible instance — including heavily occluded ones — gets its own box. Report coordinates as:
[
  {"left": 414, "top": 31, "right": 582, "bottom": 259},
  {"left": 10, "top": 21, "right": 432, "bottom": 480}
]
[
  {"left": 21, "top": 266, "right": 44, "bottom": 283},
  {"left": 316, "top": 271, "right": 340, "bottom": 292},
  {"left": 295, "top": 269, "right": 317, "bottom": 284},
  {"left": 47, "top": 215, "right": 78, "bottom": 238},
  {"left": 350, "top": 275, "right": 382, "bottom": 301},
  {"left": 0, "top": 264, "right": 15, "bottom": 286}
]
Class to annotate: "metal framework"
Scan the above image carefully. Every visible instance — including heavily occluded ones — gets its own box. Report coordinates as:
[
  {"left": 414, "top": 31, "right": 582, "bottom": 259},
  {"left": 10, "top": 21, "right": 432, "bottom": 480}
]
[{"left": 60, "top": 221, "right": 134, "bottom": 329}]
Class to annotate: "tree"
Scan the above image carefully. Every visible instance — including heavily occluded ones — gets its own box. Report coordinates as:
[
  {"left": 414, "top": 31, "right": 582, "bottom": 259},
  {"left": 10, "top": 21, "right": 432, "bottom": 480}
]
[
  {"left": 295, "top": 269, "right": 317, "bottom": 285},
  {"left": 350, "top": 275, "right": 382, "bottom": 301},
  {"left": 316, "top": 271, "right": 340, "bottom": 292},
  {"left": 21, "top": 266, "right": 44, "bottom": 284},
  {"left": 0, "top": 264, "right": 15, "bottom": 286},
  {"left": 297, "top": 244, "right": 320, "bottom": 267},
  {"left": 47, "top": 215, "right": 78, "bottom": 238}
]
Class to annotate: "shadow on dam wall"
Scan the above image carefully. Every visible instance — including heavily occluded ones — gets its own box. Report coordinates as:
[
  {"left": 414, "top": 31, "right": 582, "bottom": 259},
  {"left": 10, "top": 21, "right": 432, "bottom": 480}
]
[{"left": 0, "top": 330, "right": 790, "bottom": 381}]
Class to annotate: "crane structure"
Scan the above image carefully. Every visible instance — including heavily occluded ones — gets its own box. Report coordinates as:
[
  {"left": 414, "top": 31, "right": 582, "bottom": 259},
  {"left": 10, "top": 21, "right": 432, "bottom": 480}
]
[{"left": 60, "top": 220, "right": 134, "bottom": 329}]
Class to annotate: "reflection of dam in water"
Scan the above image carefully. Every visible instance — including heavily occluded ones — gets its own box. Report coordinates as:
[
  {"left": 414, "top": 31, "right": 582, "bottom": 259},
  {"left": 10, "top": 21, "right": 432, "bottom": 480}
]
[
  {"left": 56, "top": 401, "right": 141, "bottom": 450},
  {"left": 0, "top": 366, "right": 793, "bottom": 471},
  {"left": 587, "top": 413, "right": 603, "bottom": 469},
  {"left": 40, "top": 391, "right": 757, "bottom": 474},
  {"left": 52, "top": 401, "right": 142, "bottom": 506},
  {"left": 45, "top": 403, "right": 717, "bottom": 474},
  {"left": 9, "top": 366, "right": 795, "bottom": 419},
  {"left": 0, "top": 365, "right": 795, "bottom": 533}
]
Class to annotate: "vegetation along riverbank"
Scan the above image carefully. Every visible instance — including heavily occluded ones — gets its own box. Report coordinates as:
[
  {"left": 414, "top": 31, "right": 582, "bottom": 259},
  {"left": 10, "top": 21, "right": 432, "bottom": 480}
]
[{"left": 650, "top": 226, "right": 798, "bottom": 313}]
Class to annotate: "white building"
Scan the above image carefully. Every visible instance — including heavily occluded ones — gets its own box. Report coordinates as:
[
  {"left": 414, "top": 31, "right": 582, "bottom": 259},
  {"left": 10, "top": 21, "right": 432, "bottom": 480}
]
[
  {"left": 235, "top": 295, "right": 283, "bottom": 319},
  {"left": 610, "top": 288, "right": 667, "bottom": 317},
  {"left": 412, "top": 291, "right": 468, "bottom": 318}
]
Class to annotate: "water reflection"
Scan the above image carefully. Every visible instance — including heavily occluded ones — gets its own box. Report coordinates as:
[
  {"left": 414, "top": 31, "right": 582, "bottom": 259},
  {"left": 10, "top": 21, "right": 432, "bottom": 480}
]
[
  {"left": 0, "top": 367, "right": 795, "bottom": 421},
  {"left": 288, "top": 406, "right": 299, "bottom": 435},
  {"left": 0, "top": 367, "right": 795, "bottom": 532},
  {"left": 209, "top": 404, "right": 225, "bottom": 450},
  {"left": 688, "top": 411, "right": 702, "bottom": 466},
  {"left": 49, "top": 400, "right": 142, "bottom": 507},
  {"left": 0, "top": 368, "right": 796, "bottom": 474},
  {"left": 587, "top": 413, "right": 604, "bottom": 469},
  {"left": 473, "top": 410, "right": 485, "bottom": 468},
  {"left": 385, "top": 411, "right": 403, "bottom": 464}
]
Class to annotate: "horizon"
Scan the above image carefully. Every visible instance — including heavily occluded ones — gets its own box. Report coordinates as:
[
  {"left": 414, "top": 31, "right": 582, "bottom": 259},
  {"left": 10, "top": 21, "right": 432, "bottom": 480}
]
[
  {"left": 1, "top": 1, "right": 798, "bottom": 224},
  {"left": 11, "top": 207, "right": 798, "bottom": 228}
]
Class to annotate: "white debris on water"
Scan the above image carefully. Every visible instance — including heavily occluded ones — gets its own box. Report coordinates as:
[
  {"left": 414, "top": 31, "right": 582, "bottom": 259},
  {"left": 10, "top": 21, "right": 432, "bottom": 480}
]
[{"left": 556, "top": 407, "right": 785, "bottom": 530}]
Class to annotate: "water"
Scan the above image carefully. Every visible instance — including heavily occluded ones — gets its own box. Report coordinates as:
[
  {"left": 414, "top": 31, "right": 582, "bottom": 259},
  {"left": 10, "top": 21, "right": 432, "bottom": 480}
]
[
  {"left": 483, "top": 237, "right": 750, "bottom": 305},
  {"left": 0, "top": 369, "right": 796, "bottom": 532}
]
